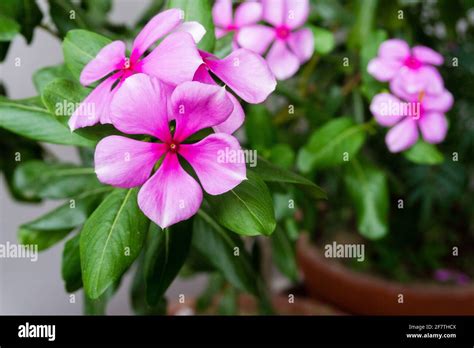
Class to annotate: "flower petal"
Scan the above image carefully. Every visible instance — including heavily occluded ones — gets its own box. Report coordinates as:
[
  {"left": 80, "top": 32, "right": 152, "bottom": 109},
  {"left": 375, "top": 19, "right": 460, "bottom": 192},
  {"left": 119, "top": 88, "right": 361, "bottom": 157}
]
[
  {"left": 266, "top": 40, "right": 300, "bottom": 80},
  {"left": 171, "top": 81, "right": 234, "bottom": 142},
  {"left": 419, "top": 112, "right": 448, "bottom": 144},
  {"left": 413, "top": 45, "right": 443, "bottom": 65},
  {"left": 130, "top": 8, "right": 183, "bottom": 62},
  {"left": 69, "top": 75, "right": 119, "bottom": 131},
  {"left": 94, "top": 136, "right": 167, "bottom": 188},
  {"left": 236, "top": 25, "right": 275, "bottom": 54},
  {"left": 262, "top": 0, "right": 285, "bottom": 27},
  {"left": 212, "top": 0, "right": 233, "bottom": 28},
  {"left": 138, "top": 153, "right": 203, "bottom": 229},
  {"left": 287, "top": 27, "right": 314, "bottom": 62},
  {"left": 140, "top": 31, "right": 203, "bottom": 86},
  {"left": 80, "top": 41, "right": 125, "bottom": 86},
  {"left": 205, "top": 49, "right": 276, "bottom": 103},
  {"left": 179, "top": 133, "right": 247, "bottom": 195},
  {"left": 367, "top": 57, "right": 403, "bottom": 81},
  {"left": 370, "top": 93, "right": 405, "bottom": 127},
  {"left": 213, "top": 92, "right": 245, "bottom": 134},
  {"left": 378, "top": 38, "right": 410, "bottom": 60},
  {"left": 234, "top": 1, "right": 263, "bottom": 27},
  {"left": 423, "top": 89, "right": 454, "bottom": 113},
  {"left": 173, "top": 21, "right": 206, "bottom": 44},
  {"left": 392, "top": 65, "right": 444, "bottom": 96},
  {"left": 193, "top": 64, "right": 216, "bottom": 84},
  {"left": 110, "top": 73, "right": 171, "bottom": 142},
  {"left": 385, "top": 117, "right": 419, "bottom": 153},
  {"left": 284, "top": 0, "right": 309, "bottom": 29}
]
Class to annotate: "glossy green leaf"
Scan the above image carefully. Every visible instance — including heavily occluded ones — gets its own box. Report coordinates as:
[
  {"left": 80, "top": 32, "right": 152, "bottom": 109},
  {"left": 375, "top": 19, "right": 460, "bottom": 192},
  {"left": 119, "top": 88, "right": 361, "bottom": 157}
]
[
  {"left": 42, "top": 78, "right": 89, "bottom": 118},
  {"left": 0, "top": 15, "right": 20, "bottom": 41},
  {"left": 62, "top": 233, "right": 82, "bottom": 292},
  {"left": 193, "top": 210, "right": 258, "bottom": 294},
  {"left": 344, "top": 160, "right": 389, "bottom": 239},
  {"left": 81, "top": 188, "right": 148, "bottom": 299},
  {"left": 33, "top": 64, "right": 74, "bottom": 94},
  {"left": 49, "top": 0, "right": 93, "bottom": 38},
  {"left": 297, "top": 117, "right": 366, "bottom": 173},
  {"left": 271, "top": 226, "right": 298, "bottom": 281},
  {"left": 310, "top": 26, "right": 335, "bottom": 54},
  {"left": 404, "top": 141, "right": 444, "bottom": 165},
  {"left": 144, "top": 221, "right": 193, "bottom": 306},
  {"left": 245, "top": 104, "right": 275, "bottom": 150},
  {"left": 18, "top": 226, "right": 70, "bottom": 251},
  {"left": 207, "top": 171, "right": 276, "bottom": 236}
]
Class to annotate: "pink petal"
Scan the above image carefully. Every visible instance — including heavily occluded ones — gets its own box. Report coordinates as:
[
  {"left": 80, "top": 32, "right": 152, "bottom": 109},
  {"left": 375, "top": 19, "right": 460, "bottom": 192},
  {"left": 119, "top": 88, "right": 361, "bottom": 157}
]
[
  {"left": 266, "top": 40, "right": 300, "bottom": 80},
  {"left": 140, "top": 32, "right": 203, "bottom": 86},
  {"left": 173, "top": 21, "right": 206, "bottom": 44},
  {"left": 287, "top": 27, "right": 314, "bottom": 62},
  {"left": 215, "top": 27, "right": 228, "bottom": 39},
  {"left": 68, "top": 75, "right": 119, "bottom": 131},
  {"left": 262, "top": 0, "right": 285, "bottom": 27},
  {"left": 213, "top": 92, "right": 245, "bottom": 134},
  {"left": 419, "top": 112, "right": 448, "bottom": 144},
  {"left": 138, "top": 153, "right": 203, "bottom": 228},
  {"left": 370, "top": 93, "right": 405, "bottom": 127},
  {"left": 171, "top": 81, "right": 234, "bottom": 142},
  {"left": 385, "top": 118, "right": 419, "bottom": 153},
  {"left": 236, "top": 25, "right": 275, "bottom": 54},
  {"left": 423, "top": 89, "right": 454, "bottom": 113},
  {"left": 418, "top": 66, "right": 444, "bottom": 95},
  {"left": 283, "top": 0, "right": 309, "bottom": 29},
  {"left": 130, "top": 8, "right": 183, "bottom": 62},
  {"left": 110, "top": 74, "right": 171, "bottom": 142},
  {"left": 193, "top": 64, "right": 216, "bottom": 84},
  {"left": 80, "top": 41, "right": 125, "bottom": 86},
  {"left": 94, "top": 136, "right": 167, "bottom": 188},
  {"left": 234, "top": 1, "right": 263, "bottom": 27},
  {"left": 378, "top": 39, "right": 410, "bottom": 61},
  {"left": 391, "top": 65, "right": 444, "bottom": 98},
  {"left": 179, "top": 133, "right": 247, "bottom": 195},
  {"left": 205, "top": 49, "right": 276, "bottom": 103},
  {"left": 212, "top": 0, "right": 233, "bottom": 28},
  {"left": 413, "top": 45, "right": 444, "bottom": 66},
  {"left": 367, "top": 57, "right": 403, "bottom": 81}
]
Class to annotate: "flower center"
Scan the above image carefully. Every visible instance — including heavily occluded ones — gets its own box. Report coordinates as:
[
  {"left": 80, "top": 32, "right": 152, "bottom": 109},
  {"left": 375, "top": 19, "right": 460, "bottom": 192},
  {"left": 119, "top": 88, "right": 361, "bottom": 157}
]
[
  {"left": 275, "top": 26, "right": 291, "bottom": 40},
  {"left": 226, "top": 24, "right": 238, "bottom": 31},
  {"left": 404, "top": 55, "right": 422, "bottom": 70},
  {"left": 168, "top": 142, "right": 179, "bottom": 153}
]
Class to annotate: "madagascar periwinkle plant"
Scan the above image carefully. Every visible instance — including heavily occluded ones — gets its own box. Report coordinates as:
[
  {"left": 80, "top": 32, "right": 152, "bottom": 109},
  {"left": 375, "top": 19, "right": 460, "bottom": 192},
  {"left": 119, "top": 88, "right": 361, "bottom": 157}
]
[{"left": 0, "top": 0, "right": 472, "bottom": 315}]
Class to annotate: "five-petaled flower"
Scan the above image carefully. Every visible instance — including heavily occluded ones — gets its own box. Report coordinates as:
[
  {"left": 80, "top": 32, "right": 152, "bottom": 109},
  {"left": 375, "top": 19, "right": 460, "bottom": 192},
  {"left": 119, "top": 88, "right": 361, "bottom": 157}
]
[
  {"left": 94, "top": 74, "right": 247, "bottom": 228},
  {"left": 69, "top": 9, "right": 204, "bottom": 130}
]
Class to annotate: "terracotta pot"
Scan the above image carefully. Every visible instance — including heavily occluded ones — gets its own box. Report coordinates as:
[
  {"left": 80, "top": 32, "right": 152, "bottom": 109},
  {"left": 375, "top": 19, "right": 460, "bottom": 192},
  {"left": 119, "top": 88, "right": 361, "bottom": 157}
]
[{"left": 296, "top": 234, "right": 474, "bottom": 315}]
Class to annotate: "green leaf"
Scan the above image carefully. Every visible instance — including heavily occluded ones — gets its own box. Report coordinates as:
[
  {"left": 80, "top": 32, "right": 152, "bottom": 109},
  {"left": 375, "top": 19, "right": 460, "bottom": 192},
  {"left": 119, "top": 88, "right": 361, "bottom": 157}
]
[
  {"left": 18, "top": 226, "right": 70, "bottom": 251},
  {"left": 62, "top": 234, "right": 82, "bottom": 292},
  {"left": 0, "top": 99, "right": 95, "bottom": 147},
  {"left": 42, "top": 78, "right": 89, "bottom": 117},
  {"left": 271, "top": 226, "right": 298, "bottom": 281},
  {"left": 310, "top": 26, "right": 335, "bottom": 55},
  {"left": 33, "top": 65, "right": 74, "bottom": 94},
  {"left": 268, "top": 144, "right": 295, "bottom": 170},
  {"left": 213, "top": 32, "right": 233, "bottom": 58},
  {"left": 207, "top": 171, "right": 276, "bottom": 236},
  {"left": 168, "top": 0, "right": 215, "bottom": 52},
  {"left": 196, "top": 273, "right": 225, "bottom": 312},
  {"left": 348, "top": 0, "right": 378, "bottom": 49},
  {"left": 49, "top": 0, "right": 93, "bottom": 38},
  {"left": 62, "top": 29, "right": 111, "bottom": 80},
  {"left": 84, "top": 281, "right": 119, "bottom": 315},
  {"left": 297, "top": 117, "right": 367, "bottom": 173},
  {"left": 193, "top": 210, "right": 258, "bottom": 294},
  {"left": 0, "top": 15, "right": 20, "bottom": 41},
  {"left": 254, "top": 156, "right": 327, "bottom": 199},
  {"left": 144, "top": 221, "right": 193, "bottom": 306},
  {"left": 360, "top": 30, "right": 387, "bottom": 99},
  {"left": 13, "top": 160, "right": 100, "bottom": 200},
  {"left": 218, "top": 286, "right": 238, "bottom": 315},
  {"left": 344, "top": 160, "right": 389, "bottom": 239},
  {"left": 81, "top": 188, "right": 148, "bottom": 299},
  {"left": 404, "top": 141, "right": 444, "bottom": 165},
  {"left": 245, "top": 104, "right": 275, "bottom": 150},
  {"left": 17, "top": 0, "right": 43, "bottom": 43}
]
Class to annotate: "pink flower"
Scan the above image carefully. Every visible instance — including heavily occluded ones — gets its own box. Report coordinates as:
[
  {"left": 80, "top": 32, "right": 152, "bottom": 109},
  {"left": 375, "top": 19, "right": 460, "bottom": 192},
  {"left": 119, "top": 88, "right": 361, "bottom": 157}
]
[
  {"left": 212, "top": 0, "right": 263, "bottom": 47},
  {"left": 193, "top": 49, "right": 276, "bottom": 133},
  {"left": 69, "top": 9, "right": 204, "bottom": 131},
  {"left": 370, "top": 87, "right": 453, "bottom": 153},
  {"left": 368, "top": 39, "right": 445, "bottom": 96},
  {"left": 94, "top": 74, "right": 246, "bottom": 228},
  {"left": 236, "top": 0, "right": 314, "bottom": 80}
]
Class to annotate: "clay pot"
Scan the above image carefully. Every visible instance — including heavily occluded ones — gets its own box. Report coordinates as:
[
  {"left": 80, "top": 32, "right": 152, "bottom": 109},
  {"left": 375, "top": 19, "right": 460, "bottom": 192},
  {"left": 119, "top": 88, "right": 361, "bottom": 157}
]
[{"left": 296, "top": 234, "right": 474, "bottom": 315}]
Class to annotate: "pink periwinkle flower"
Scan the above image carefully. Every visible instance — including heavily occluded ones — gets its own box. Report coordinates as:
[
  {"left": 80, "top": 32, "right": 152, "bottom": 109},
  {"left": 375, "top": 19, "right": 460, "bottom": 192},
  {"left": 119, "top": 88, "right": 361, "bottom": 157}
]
[
  {"left": 212, "top": 0, "right": 263, "bottom": 48},
  {"left": 193, "top": 48, "right": 276, "bottom": 133},
  {"left": 370, "top": 86, "right": 453, "bottom": 153},
  {"left": 69, "top": 9, "right": 204, "bottom": 131},
  {"left": 236, "top": 0, "right": 314, "bottom": 80},
  {"left": 368, "top": 39, "right": 445, "bottom": 96},
  {"left": 94, "top": 74, "right": 246, "bottom": 228}
]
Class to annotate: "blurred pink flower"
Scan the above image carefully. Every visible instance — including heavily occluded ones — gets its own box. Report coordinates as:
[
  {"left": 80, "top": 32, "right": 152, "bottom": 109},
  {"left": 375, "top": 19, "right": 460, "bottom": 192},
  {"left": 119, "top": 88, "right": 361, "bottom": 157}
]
[
  {"left": 368, "top": 39, "right": 445, "bottom": 96},
  {"left": 370, "top": 87, "right": 453, "bottom": 152},
  {"left": 193, "top": 49, "right": 276, "bottom": 133},
  {"left": 69, "top": 9, "right": 204, "bottom": 131},
  {"left": 434, "top": 269, "right": 471, "bottom": 285},
  {"left": 236, "top": 0, "right": 314, "bottom": 80},
  {"left": 94, "top": 74, "right": 246, "bottom": 228}
]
